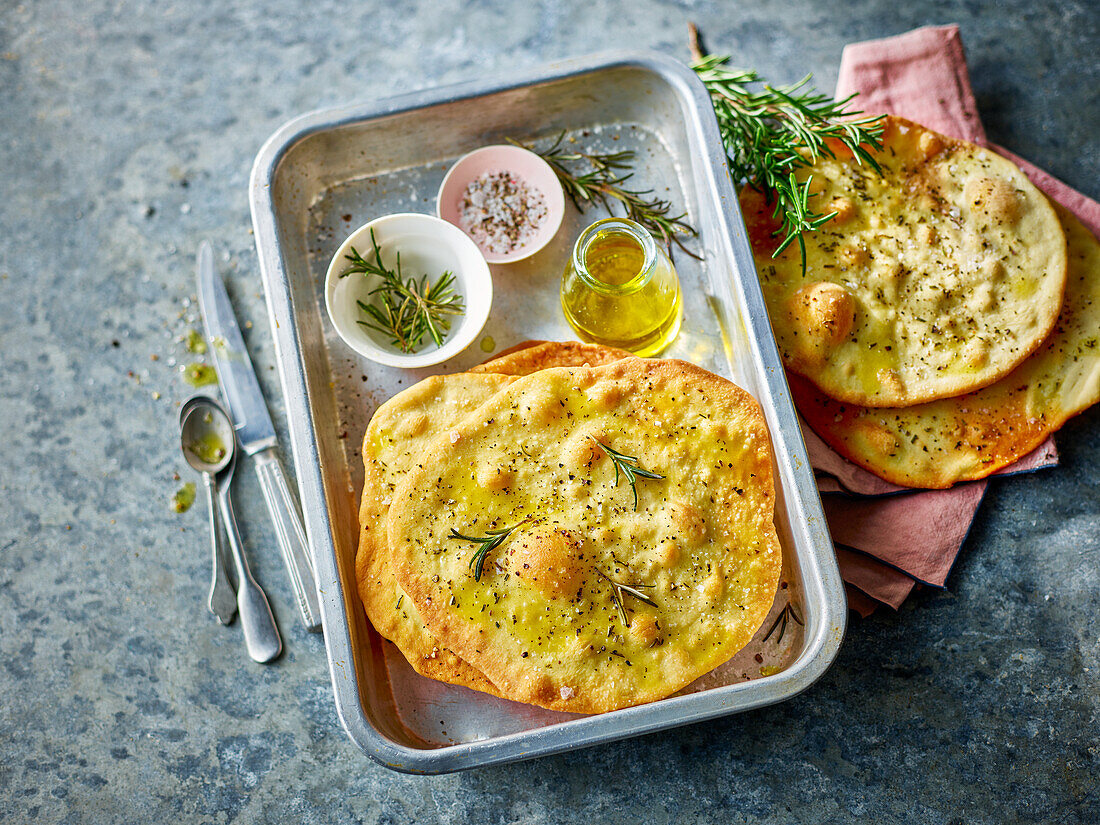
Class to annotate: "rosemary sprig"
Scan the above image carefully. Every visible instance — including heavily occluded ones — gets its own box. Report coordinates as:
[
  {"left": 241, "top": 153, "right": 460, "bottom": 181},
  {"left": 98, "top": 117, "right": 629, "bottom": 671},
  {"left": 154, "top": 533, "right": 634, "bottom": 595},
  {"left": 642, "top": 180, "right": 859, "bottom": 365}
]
[
  {"left": 449, "top": 520, "right": 528, "bottom": 582},
  {"left": 688, "top": 24, "right": 884, "bottom": 273},
  {"left": 340, "top": 228, "right": 465, "bottom": 353},
  {"left": 594, "top": 568, "right": 658, "bottom": 627},
  {"left": 511, "top": 133, "right": 699, "bottom": 258},
  {"left": 590, "top": 437, "right": 665, "bottom": 511},
  {"left": 763, "top": 601, "right": 804, "bottom": 644}
]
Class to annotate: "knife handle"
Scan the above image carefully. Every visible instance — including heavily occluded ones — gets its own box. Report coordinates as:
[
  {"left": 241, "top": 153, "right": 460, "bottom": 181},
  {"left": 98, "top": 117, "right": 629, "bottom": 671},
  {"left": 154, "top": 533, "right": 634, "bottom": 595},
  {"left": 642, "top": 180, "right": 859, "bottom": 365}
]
[{"left": 254, "top": 449, "right": 323, "bottom": 632}]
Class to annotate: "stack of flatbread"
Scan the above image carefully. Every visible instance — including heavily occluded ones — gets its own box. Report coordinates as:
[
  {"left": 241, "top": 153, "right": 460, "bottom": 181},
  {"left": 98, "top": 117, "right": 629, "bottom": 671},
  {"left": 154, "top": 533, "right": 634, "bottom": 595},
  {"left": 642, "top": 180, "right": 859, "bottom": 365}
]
[
  {"left": 739, "top": 116, "right": 1100, "bottom": 488},
  {"left": 355, "top": 342, "right": 783, "bottom": 713}
]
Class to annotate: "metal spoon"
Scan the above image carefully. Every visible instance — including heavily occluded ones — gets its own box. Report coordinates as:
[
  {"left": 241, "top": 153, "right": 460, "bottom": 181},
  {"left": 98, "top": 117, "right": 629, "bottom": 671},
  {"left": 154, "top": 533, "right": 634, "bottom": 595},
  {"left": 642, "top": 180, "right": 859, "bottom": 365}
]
[
  {"left": 180, "top": 396, "right": 237, "bottom": 625},
  {"left": 183, "top": 397, "right": 282, "bottom": 663},
  {"left": 214, "top": 421, "right": 283, "bottom": 663}
]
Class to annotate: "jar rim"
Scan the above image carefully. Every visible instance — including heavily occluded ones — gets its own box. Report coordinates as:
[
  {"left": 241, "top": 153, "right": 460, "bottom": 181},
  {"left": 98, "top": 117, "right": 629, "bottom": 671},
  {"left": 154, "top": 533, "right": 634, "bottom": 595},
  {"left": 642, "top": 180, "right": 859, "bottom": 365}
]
[{"left": 572, "top": 217, "right": 657, "bottom": 296}]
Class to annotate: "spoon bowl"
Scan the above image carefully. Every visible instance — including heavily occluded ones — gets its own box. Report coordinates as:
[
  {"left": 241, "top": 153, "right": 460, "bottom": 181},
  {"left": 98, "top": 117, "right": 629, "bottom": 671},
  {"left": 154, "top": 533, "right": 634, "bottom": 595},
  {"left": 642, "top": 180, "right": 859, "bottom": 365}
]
[{"left": 180, "top": 397, "right": 235, "bottom": 475}]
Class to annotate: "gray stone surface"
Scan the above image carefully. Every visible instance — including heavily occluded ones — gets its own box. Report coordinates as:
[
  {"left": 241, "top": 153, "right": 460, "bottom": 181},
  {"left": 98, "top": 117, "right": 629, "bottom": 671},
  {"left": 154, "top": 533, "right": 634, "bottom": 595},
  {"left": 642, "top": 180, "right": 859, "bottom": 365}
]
[{"left": 1, "top": 1, "right": 1097, "bottom": 822}]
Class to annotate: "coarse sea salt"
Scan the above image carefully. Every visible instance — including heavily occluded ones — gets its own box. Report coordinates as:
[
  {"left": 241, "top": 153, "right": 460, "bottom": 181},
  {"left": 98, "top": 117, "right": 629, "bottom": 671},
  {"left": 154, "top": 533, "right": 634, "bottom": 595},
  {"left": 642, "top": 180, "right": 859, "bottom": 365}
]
[{"left": 459, "top": 170, "right": 547, "bottom": 256}]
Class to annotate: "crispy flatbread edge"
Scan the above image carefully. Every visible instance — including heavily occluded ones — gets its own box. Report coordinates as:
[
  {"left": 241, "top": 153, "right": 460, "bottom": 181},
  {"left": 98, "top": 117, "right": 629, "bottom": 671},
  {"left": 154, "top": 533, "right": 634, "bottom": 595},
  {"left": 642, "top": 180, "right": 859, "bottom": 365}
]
[{"left": 471, "top": 340, "right": 634, "bottom": 376}]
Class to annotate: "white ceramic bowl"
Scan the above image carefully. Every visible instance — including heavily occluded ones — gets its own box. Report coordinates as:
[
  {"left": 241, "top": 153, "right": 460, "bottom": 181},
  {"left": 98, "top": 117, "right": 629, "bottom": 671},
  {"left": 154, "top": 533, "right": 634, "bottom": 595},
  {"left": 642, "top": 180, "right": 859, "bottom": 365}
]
[
  {"left": 437, "top": 144, "right": 565, "bottom": 264},
  {"left": 324, "top": 213, "right": 492, "bottom": 368}
]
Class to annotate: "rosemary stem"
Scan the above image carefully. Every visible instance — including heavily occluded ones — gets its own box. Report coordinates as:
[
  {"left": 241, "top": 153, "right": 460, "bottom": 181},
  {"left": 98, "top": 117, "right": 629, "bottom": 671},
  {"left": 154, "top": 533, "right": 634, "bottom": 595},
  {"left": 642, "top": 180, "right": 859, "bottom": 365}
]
[{"left": 687, "top": 23, "right": 884, "bottom": 274}]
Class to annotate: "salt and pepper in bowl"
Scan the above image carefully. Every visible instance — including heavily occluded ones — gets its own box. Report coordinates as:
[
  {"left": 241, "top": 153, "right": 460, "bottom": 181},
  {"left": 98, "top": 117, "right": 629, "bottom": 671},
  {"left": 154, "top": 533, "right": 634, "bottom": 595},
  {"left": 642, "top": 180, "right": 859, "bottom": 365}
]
[{"left": 436, "top": 144, "right": 565, "bottom": 264}]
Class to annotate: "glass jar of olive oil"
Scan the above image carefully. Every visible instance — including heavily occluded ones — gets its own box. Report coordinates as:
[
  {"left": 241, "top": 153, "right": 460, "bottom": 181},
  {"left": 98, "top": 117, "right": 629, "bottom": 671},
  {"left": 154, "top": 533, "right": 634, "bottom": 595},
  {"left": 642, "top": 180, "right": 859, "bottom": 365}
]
[{"left": 559, "top": 218, "right": 682, "bottom": 356}]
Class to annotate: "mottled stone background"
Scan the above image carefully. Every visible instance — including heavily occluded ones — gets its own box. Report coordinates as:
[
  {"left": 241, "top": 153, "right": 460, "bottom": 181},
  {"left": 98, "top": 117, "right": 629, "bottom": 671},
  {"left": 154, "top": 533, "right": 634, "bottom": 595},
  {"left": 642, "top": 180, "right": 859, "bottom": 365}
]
[{"left": 1, "top": 1, "right": 1097, "bottom": 823}]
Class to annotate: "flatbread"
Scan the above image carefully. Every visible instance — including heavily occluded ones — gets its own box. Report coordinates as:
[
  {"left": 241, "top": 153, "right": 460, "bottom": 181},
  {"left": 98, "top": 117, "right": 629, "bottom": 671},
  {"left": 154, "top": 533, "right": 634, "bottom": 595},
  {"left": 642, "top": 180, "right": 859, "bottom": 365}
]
[
  {"left": 793, "top": 203, "right": 1100, "bottom": 488},
  {"left": 742, "top": 115, "right": 1068, "bottom": 407},
  {"left": 356, "top": 373, "right": 515, "bottom": 694},
  {"left": 356, "top": 341, "right": 632, "bottom": 694},
  {"left": 388, "top": 358, "right": 782, "bottom": 713},
  {"left": 471, "top": 340, "right": 633, "bottom": 376}
]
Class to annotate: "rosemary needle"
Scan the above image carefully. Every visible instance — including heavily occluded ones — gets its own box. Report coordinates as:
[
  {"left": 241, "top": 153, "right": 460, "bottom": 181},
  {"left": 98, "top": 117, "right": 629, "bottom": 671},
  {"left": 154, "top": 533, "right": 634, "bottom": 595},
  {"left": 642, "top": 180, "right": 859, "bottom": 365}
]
[
  {"left": 590, "top": 437, "right": 665, "bottom": 511},
  {"left": 763, "top": 602, "right": 804, "bottom": 644},
  {"left": 594, "top": 568, "right": 658, "bottom": 627},
  {"left": 449, "top": 520, "right": 528, "bottom": 582}
]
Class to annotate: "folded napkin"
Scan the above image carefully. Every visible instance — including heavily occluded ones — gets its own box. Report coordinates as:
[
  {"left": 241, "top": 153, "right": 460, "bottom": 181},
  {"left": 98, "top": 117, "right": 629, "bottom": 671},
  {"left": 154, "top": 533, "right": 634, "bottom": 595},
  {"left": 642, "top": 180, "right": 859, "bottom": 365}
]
[{"left": 811, "top": 25, "right": 1100, "bottom": 615}]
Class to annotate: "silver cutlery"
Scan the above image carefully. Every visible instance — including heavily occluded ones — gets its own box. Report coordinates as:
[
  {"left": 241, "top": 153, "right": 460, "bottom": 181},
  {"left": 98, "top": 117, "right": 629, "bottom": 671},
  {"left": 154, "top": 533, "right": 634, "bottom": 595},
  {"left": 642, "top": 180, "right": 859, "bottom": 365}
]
[
  {"left": 190, "top": 396, "right": 282, "bottom": 663},
  {"left": 196, "top": 241, "right": 322, "bottom": 632}
]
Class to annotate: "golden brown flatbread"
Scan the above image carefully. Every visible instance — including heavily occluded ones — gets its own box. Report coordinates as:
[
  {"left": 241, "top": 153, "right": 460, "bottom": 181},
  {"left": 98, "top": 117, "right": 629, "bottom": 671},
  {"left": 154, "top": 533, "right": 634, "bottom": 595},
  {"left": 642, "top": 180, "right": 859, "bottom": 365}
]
[
  {"left": 387, "top": 358, "right": 782, "bottom": 713},
  {"left": 793, "top": 203, "right": 1100, "bottom": 488},
  {"left": 743, "top": 115, "right": 1068, "bottom": 407}
]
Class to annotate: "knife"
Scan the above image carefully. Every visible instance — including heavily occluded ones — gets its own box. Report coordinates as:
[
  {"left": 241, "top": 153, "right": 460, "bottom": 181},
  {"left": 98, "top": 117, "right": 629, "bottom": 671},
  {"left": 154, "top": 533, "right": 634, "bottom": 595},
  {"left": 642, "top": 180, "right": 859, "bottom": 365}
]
[{"left": 196, "top": 241, "right": 323, "bottom": 632}]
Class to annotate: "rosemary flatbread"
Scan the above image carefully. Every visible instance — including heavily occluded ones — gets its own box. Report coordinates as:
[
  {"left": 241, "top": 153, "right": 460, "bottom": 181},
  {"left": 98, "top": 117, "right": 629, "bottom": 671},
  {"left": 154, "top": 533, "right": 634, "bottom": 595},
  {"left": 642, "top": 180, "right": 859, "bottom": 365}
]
[
  {"left": 471, "top": 339, "right": 632, "bottom": 376},
  {"left": 792, "top": 203, "right": 1100, "bottom": 488},
  {"left": 388, "top": 358, "right": 782, "bottom": 713},
  {"left": 356, "top": 341, "right": 632, "bottom": 694},
  {"left": 356, "top": 373, "right": 515, "bottom": 695},
  {"left": 742, "top": 115, "right": 1068, "bottom": 407}
]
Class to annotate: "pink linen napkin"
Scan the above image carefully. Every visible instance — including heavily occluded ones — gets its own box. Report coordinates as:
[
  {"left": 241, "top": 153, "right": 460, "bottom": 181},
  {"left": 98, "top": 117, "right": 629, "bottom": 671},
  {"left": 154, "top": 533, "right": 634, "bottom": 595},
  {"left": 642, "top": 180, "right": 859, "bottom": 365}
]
[{"left": 813, "top": 25, "right": 1100, "bottom": 613}]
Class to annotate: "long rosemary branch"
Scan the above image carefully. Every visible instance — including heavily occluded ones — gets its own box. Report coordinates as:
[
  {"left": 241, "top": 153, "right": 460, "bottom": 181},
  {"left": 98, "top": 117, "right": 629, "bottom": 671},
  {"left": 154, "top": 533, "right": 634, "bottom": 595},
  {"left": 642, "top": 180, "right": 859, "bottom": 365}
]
[
  {"left": 688, "top": 23, "right": 884, "bottom": 272},
  {"left": 512, "top": 133, "right": 699, "bottom": 258}
]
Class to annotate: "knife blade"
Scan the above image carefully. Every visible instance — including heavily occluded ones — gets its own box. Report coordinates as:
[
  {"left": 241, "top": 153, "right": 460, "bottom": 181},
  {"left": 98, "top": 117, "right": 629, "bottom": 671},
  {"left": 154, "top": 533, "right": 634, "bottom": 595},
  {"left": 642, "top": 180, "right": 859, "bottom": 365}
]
[{"left": 197, "top": 241, "right": 323, "bottom": 632}]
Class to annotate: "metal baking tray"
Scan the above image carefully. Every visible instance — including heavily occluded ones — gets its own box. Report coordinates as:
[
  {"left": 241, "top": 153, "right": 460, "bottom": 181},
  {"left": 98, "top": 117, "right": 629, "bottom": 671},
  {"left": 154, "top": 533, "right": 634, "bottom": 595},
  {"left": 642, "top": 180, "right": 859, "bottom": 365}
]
[{"left": 249, "top": 50, "right": 846, "bottom": 773}]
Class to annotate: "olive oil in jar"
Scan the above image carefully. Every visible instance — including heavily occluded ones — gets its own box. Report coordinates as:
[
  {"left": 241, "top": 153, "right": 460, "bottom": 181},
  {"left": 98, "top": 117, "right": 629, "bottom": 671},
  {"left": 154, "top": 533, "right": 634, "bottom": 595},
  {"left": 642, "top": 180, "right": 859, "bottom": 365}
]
[{"left": 560, "top": 218, "right": 682, "bottom": 356}]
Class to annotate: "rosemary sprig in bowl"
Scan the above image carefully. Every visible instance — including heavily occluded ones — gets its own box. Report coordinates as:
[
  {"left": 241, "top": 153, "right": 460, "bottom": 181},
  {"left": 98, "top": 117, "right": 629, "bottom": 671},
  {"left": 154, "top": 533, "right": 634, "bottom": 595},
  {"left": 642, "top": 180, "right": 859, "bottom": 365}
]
[
  {"left": 339, "top": 228, "right": 465, "bottom": 354},
  {"left": 688, "top": 24, "right": 885, "bottom": 272}
]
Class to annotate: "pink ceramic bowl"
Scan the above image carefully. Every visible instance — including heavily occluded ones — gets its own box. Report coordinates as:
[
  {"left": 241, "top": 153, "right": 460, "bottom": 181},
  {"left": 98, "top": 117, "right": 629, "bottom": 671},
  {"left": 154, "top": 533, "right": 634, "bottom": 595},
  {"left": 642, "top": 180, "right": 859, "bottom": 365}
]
[{"left": 437, "top": 144, "right": 565, "bottom": 264}]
